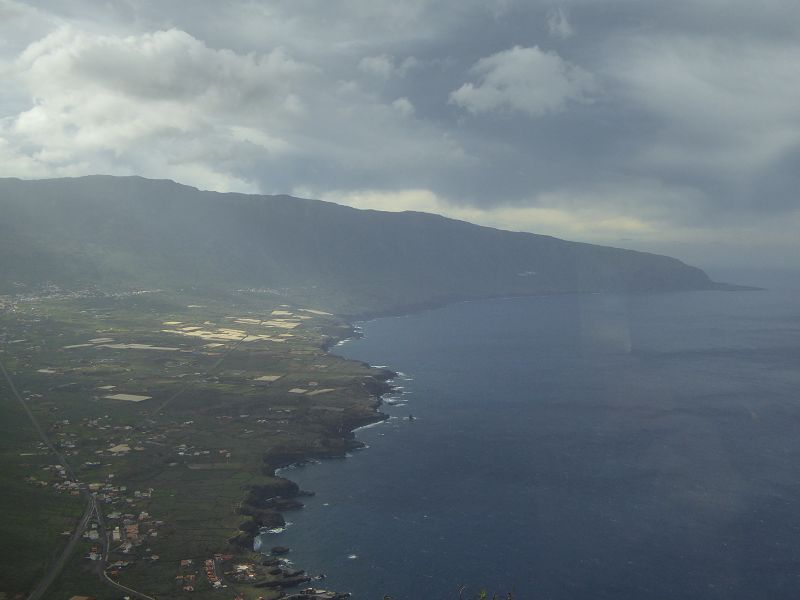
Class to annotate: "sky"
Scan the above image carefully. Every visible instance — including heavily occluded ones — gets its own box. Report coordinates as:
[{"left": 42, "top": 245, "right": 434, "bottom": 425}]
[{"left": 1, "top": 0, "right": 798, "bottom": 272}]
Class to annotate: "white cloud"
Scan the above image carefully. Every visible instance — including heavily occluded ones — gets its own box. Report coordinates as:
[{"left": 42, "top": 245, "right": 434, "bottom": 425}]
[
  {"left": 391, "top": 97, "right": 415, "bottom": 116},
  {"left": 17, "top": 27, "right": 310, "bottom": 114},
  {"left": 358, "top": 54, "right": 395, "bottom": 79},
  {"left": 610, "top": 35, "right": 800, "bottom": 176},
  {"left": 0, "top": 24, "right": 464, "bottom": 193},
  {"left": 547, "top": 7, "right": 574, "bottom": 39},
  {"left": 0, "top": 27, "right": 314, "bottom": 188},
  {"left": 0, "top": 0, "right": 63, "bottom": 53},
  {"left": 321, "top": 186, "right": 657, "bottom": 241},
  {"left": 0, "top": 0, "right": 798, "bottom": 269},
  {"left": 358, "top": 54, "right": 419, "bottom": 80},
  {"left": 450, "top": 45, "right": 595, "bottom": 116}
]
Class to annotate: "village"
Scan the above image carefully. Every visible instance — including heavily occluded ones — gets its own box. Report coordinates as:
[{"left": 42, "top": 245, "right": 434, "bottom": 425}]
[{"left": 1, "top": 288, "right": 387, "bottom": 599}]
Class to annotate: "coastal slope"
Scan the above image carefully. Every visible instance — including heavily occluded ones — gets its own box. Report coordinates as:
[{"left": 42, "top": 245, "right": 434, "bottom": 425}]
[{"left": 0, "top": 175, "right": 719, "bottom": 314}]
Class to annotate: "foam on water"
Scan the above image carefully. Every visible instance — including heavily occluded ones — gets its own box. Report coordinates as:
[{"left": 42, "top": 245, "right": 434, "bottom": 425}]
[{"left": 271, "top": 290, "right": 800, "bottom": 600}]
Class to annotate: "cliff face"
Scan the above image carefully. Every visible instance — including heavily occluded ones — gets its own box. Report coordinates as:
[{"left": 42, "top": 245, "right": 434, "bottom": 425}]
[{"left": 0, "top": 176, "right": 717, "bottom": 314}]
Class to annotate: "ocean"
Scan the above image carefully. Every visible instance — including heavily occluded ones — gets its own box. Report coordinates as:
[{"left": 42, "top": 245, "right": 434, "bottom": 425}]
[{"left": 266, "top": 280, "right": 800, "bottom": 599}]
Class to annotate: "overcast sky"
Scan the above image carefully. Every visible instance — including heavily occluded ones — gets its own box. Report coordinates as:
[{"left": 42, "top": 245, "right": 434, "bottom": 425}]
[{"left": 1, "top": 1, "right": 798, "bottom": 272}]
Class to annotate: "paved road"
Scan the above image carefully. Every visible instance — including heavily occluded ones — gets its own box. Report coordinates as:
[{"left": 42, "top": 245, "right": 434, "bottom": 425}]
[
  {"left": 101, "top": 569, "right": 158, "bottom": 600},
  {"left": 0, "top": 356, "right": 94, "bottom": 600},
  {"left": 26, "top": 499, "right": 94, "bottom": 600},
  {"left": 0, "top": 357, "right": 77, "bottom": 477},
  {"left": 0, "top": 356, "right": 156, "bottom": 599},
  {"left": 0, "top": 326, "right": 254, "bottom": 599},
  {"left": 100, "top": 513, "right": 158, "bottom": 600}
]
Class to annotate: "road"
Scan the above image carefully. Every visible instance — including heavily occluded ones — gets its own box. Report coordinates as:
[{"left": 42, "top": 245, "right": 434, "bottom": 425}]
[
  {"left": 0, "top": 356, "right": 94, "bottom": 600},
  {"left": 0, "top": 356, "right": 77, "bottom": 478},
  {"left": 0, "top": 356, "right": 155, "bottom": 599},
  {"left": 0, "top": 327, "right": 255, "bottom": 599},
  {"left": 25, "top": 499, "right": 94, "bottom": 600},
  {"left": 101, "top": 571, "right": 158, "bottom": 600}
]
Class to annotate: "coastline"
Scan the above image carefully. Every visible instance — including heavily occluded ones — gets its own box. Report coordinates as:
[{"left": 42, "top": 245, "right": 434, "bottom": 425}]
[
  {"left": 0, "top": 290, "right": 401, "bottom": 600},
  {"left": 235, "top": 286, "right": 800, "bottom": 600},
  {"left": 240, "top": 284, "right": 764, "bottom": 597},
  {"left": 2, "top": 285, "right": 763, "bottom": 598},
  {"left": 228, "top": 320, "right": 397, "bottom": 598}
]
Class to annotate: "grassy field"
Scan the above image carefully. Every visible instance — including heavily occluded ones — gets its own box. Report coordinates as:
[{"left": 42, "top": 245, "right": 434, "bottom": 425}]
[
  {"left": 0, "top": 379, "right": 85, "bottom": 597},
  {"left": 0, "top": 289, "right": 389, "bottom": 599}
]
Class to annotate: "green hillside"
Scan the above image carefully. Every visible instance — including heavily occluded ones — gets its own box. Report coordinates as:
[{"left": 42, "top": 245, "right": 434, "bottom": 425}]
[{"left": 0, "top": 176, "right": 718, "bottom": 315}]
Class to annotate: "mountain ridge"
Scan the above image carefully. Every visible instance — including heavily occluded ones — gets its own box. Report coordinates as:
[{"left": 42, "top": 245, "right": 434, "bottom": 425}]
[{"left": 0, "top": 175, "right": 741, "bottom": 314}]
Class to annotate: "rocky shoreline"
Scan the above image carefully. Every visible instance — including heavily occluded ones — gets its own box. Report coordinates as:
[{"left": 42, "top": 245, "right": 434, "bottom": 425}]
[{"left": 226, "top": 324, "right": 396, "bottom": 597}]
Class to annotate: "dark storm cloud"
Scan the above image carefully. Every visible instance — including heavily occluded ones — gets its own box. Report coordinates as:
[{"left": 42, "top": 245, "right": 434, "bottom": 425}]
[{"left": 0, "top": 0, "right": 798, "bottom": 267}]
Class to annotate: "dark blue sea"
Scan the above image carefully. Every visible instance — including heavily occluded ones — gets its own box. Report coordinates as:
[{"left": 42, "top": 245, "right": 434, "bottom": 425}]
[{"left": 267, "top": 274, "right": 800, "bottom": 600}]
